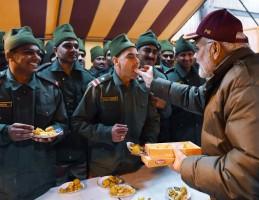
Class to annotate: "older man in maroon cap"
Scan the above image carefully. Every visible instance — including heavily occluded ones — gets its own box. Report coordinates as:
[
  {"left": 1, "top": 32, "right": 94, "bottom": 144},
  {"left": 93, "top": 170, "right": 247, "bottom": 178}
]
[{"left": 136, "top": 9, "right": 259, "bottom": 200}]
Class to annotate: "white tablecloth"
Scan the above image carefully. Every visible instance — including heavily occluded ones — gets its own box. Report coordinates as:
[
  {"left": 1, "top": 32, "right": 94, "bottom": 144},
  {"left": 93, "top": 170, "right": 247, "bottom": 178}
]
[{"left": 37, "top": 166, "right": 210, "bottom": 200}]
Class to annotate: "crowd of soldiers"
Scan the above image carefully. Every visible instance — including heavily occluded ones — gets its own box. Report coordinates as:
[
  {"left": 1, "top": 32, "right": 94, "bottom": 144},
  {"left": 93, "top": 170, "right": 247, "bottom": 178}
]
[{"left": 0, "top": 23, "right": 204, "bottom": 199}]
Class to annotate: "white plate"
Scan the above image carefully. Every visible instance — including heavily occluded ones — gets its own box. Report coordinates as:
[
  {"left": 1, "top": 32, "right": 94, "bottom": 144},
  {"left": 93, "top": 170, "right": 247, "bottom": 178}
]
[
  {"left": 97, "top": 176, "right": 124, "bottom": 188},
  {"left": 167, "top": 186, "right": 191, "bottom": 200},
  {"left": 33, "top": 128, "right": 63, "bottom": 139},
  {"left": 110, "top": 184, "right": 136, "bottom": 198},
  {"left": 126, "top": 142, "right": 145, "bottom": 156},
  {"left": 58, "top": 181, "right": 85, "bottom": 194}
]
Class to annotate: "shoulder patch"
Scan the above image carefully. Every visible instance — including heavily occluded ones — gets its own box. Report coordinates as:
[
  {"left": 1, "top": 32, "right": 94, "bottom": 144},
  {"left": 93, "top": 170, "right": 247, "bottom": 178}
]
[{"left": 89, "top": 73, "right": 112, "bottom": 87}]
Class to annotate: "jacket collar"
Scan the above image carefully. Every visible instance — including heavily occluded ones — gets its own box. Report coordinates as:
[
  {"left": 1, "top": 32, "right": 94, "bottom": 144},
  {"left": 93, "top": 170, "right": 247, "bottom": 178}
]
[
  {"left": 50, "top": 60, "right": 85, "bottom": 72},
  {"left": 6, "top": 68, "right": 36, "bottom": 90},
  {"left": 205, "top": 47, "right": 254, "bottom": 103}
]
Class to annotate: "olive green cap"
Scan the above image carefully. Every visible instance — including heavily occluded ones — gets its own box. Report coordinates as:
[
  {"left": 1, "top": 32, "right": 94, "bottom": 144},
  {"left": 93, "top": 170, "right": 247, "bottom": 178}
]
[
  {"left": 159, "top": 40, "right": 174, "bottom": 53},
  {"left": 53, "top": 24, "right": 78, "bottom": 47},
  {"left": 110, "top": 34, "right": 135, "bottom": 57},
  {"left": 175, "top": 35, "right": 195, "bottom": 55},
  {"left": 4, "top": 26, "right": 39, "bottom": 53},
  {"left": 90, "top": 46, "right": 104, "bottom": 62},
  {"left": 136, "top": 30, "right": 160, "bottom": 50}
]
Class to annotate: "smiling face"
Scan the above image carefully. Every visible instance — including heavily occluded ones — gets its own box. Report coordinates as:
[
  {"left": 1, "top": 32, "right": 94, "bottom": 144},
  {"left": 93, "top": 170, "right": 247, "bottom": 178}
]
[{"left": 7, "top": 44, "right": 41, "bottom": 75}]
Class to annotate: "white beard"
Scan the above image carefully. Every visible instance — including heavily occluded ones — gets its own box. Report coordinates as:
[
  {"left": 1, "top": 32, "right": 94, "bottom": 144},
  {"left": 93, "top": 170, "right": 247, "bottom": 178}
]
[{"left": 199, "top": 65, "right": 214, "bottom": 80}]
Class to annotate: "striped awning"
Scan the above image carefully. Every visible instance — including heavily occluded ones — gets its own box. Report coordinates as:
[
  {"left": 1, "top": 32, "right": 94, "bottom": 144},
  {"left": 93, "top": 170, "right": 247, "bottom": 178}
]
[{"left": 0, "top": 0, "right": 204, "bottom": 41}]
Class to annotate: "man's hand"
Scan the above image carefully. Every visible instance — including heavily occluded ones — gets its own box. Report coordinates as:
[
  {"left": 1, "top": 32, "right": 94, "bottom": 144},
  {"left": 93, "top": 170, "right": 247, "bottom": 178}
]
[
  {"left": 111, "top": 123, "right": 128, "bottom": 143},
  {"left": 8, "top": 123, "right": 34, "bottom": 142},
  {"left": 169, "top": 149, "right": 187, "bottom": 172},
  {"left": 135, "top": 65, "right": 153, "bottom": 88},
  {"left": 151, "top": 96, "right": 167, "bottom": 109}
]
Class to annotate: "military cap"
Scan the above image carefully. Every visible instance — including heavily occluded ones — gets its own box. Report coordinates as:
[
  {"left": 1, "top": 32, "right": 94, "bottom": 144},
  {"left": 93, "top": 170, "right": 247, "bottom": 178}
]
[
  {"left": 159, "top": 40, "right": 174, "bottom": 53},
  {"left": 0, "top": 31, "right": 5, "bottom": 51},
  {"left": 185, "top": 9, "right": 248, "bottom": 43},
  {"left": 53, "top": 24, "right": 78, "bottom": 47},
  {"left": 110, "top": 34, "right": 135, "bottom": 57},
  {"left": 36, "top": 39, "right": 46, "bottom": 55},
  {"left": 90, "top": 46, "right": 104, "bottom": 62},
  {"left": 78, "top": 38, "right": 86, "bottom": 54},
  {"left": 4, "top": 26, "right": 39, "bottom": 53},
  {"left": 103, "top": 40, "right": 111, "bottom": 56},
  {"left": 136, "top": 30, "right": 160, "bottom": 50},
  {"left": 175, "top": 35, "right": 195, "bottom": 55}
]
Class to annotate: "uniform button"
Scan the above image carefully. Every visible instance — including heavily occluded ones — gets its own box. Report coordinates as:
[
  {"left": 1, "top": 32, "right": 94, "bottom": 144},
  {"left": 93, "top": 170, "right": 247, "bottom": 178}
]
[
  {"left": 69, "top": 155, "right": 72, "bottom": 160},
  {"left": 62, "top": 77, "right": 65, "bottom": 81}
]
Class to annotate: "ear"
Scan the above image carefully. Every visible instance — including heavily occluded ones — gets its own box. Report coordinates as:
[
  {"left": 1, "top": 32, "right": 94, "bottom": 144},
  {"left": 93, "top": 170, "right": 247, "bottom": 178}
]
[
  {"left": 210, "top": 41, "right": 221, "bottom": 60},
  {"left": 112, "top": 56, "right": 118, "bottom": 66},
  {"left": 5, "top": 51, "right": 12, "bottom": 60},
  {"left": 53, "top": 47, "right": 58, "bottom": 56}
]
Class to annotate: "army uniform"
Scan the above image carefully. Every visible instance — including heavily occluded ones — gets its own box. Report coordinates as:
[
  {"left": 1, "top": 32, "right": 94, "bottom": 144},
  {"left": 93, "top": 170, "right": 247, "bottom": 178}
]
[
  {"left": 37, "top": 60, "right": 93, "bottom": 181},
  {"left": 72, "top": 71, "right": 160, "bottom": 176},
  {"left": 0, "top": 69, "right": 67, "bottom": 200},
  {"left": 168, "top": 63, "right": 204, "bottom": 145},
  {"left": 88, "top": 66, "right": 110, "bottom": 78}
]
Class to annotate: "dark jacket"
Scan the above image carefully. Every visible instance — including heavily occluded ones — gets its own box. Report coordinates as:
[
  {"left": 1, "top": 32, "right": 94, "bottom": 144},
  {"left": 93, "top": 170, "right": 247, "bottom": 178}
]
[
  {"left": 167, "top": 63, "right": 204, "bottom": 145},
  {"left": 0, "top": 69, "right": 67, "bottom": 200},
  {"left": 89, "top": 66, "right": 110, "bottom": 78},
  {"left": 37, "top": 60, "right": 93, "bottom": 164},
  {"left": 72, "top": 72, "right": 160, "bottom": 176},
  {"left": 150, "top": 48, "right": 259, "bottom": 200}
]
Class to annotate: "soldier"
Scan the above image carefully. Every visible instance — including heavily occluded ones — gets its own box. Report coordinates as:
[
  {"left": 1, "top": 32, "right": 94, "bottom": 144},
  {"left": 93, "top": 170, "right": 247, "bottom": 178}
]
[
  {"left": 78, "top": 38, "right": 86, "bottom": 67},
  {"left": 0, "top": 31, "right": 7, "bottom": 71},
  {"left": 158, "top": 40, "right": 175, "bottom": 70},
  {"left": 103, "top": 40, "right": 113, "bottom": 72},
  {"left": 37, "top": 24, "right": 93, "bottom": 184},
  {"left": 42, "top": 39, "right": 56, "bottom": 64},
  {"left": 136, "top": 30, "right": 171, "bottom": 142},
  {"left": 168, "top": 36, "right": 204, "bottom": 145},
  {"left": 72, "top": 34, "right": 160, "bottom": 176},
  {"left": 89, "top": 46, "right": 109, "bottom": 77},
  {"left": 0, "top": 26, "right": 67, "bottom": 199}
]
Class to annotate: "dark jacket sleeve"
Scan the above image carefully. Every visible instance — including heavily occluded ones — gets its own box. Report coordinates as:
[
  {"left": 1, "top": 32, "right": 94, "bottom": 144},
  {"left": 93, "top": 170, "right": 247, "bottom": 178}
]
[
  {"left": 72, "top": 85, "right": 113, "bottom": 144},
  {"left": 180, "top": 85, "right": 259, "bottom": 200},
  {"left": 150, "top": 78, "right": 205, "bottom": 115},
  {"left": 140, "top": 95, "right": 160, "bottom": 144}
]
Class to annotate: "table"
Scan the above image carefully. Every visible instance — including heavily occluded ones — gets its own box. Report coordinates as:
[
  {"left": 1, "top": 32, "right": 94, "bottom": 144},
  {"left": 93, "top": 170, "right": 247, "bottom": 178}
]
[{"left": 37, "top": 166, "right": 210, "bottom": 200}]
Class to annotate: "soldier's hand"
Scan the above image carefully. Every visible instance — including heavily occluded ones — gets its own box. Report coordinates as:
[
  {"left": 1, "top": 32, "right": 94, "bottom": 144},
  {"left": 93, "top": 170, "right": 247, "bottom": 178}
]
[
  {"left": 135, "top": 65, "right": 153, "bottom": 88},
  {"left": 8, "top": 123, "right": 34, "bottom": 142},
  {"left": 111, "top": 124, "right": 128, "bottom": 143},
  {"left": 151, "top": 96, "right": 167, "bottom": 109},
  {"left": 168, "top": 149, "right": 187, "bottom": 173}
]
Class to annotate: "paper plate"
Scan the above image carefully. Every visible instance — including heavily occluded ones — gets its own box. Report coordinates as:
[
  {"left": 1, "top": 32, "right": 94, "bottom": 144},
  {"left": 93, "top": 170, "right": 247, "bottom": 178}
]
[
  {"left": 33, "top": 128, "right": 63, "bottom": 139},
  {"left": 126, "top": 142, "right": 145, "bottom": 156},
  {"left": 167, "top": 186, "right": 190, "bottom": 200},
  {"left": 58, "top": 181, "right": 85, "bottom": 194},
  {"left": 110, "top": 184, "right": 136, "bottom": 198},
  {"left": 97, "top": 176, "right": 124, "bottom": 188}
]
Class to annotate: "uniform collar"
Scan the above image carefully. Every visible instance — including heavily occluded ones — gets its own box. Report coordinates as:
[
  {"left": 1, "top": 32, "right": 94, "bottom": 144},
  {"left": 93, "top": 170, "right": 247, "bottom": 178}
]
[
  {"left": 6, "top": 68, "right": 36, "bottom": 90},
  {"left": 51, "top": 59, "right": 85, "bottom": 72},
  {"left": 112, "top": 70, "right": 137, "bottom": 87}
]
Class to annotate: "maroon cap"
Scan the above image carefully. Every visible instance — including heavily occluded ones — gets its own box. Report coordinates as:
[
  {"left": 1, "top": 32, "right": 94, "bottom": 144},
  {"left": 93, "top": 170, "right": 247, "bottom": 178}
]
[{"left": 185, "top": 9, "right": 248, "bottom": 43}]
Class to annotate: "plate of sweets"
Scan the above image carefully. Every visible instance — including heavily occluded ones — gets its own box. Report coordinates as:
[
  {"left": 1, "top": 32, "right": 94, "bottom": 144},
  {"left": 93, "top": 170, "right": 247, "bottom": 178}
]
[
  {"left": 97, "top": 175, "right": 124, "bottom": 188},
  {"left": 167, "top": 185, "right": 190, "bottom": 200},
  {"left": 58, "top": 179, "right": 84, "bottom": 194},
  {"left": 109, "top": 184, "right": 136, "bottom": 198},
  {"left": 33, "top": 126, "right": 63, "bottom": 139},
  {"left": 127, "top": 142, "right": 145, "bottom": 156}
]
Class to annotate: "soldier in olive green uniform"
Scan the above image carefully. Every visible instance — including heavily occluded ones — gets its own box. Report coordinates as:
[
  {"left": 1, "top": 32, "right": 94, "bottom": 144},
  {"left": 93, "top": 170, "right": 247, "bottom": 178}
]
[
  {"left": 72, "top": 34, "right": 160, "bottom": 176},
  {"left": 89, "top": 46, "right": 109, "bottom": 78},
  {"left": 78, "top": 38, "right": 86, "bottom": 67},
  {"left": 136, "top": 31, "right": 171, "bottom": 142},
  {"left": 0, "top": 27, "right": 67, "bottom": 200},
  {"left": 156, "top": 40, "right": 175, "bottom": 77},
  {"left": 103, "top": 40, "right": 114, "bottom": 73},
  {"left": 168, "top": 36, "right": 204, "bottom": 145},
  {"left": 37, "top": 24, "right": 93, "bottom": 183}
]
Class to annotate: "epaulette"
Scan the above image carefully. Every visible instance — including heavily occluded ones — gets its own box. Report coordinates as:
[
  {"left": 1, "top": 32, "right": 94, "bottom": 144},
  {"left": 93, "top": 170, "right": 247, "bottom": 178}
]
[
  {"left": 36, "top": 62, "right": 52, "bottom": 72},
  {"left": 89, "top": 73, "right": 112, "bottom": 87}
]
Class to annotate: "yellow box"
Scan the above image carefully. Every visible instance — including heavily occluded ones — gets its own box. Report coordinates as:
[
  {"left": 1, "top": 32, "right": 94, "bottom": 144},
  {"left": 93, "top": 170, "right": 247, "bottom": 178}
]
[
  {"left": 145, "top": 141, "right": 201, "bottom": 159},
  {"left": 141, "top": 155, "right": 174, "bottom": 168}
]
